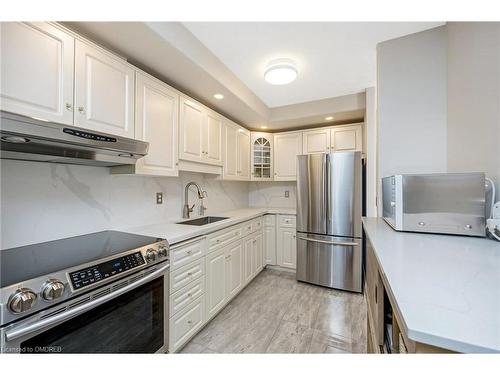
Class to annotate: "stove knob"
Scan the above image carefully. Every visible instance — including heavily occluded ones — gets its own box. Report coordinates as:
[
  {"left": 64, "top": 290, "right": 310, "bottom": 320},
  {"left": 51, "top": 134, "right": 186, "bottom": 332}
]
[
  {"left": 8, "top": 288, "right": 37, "bottom": 314},
  {"left": 41, "top": 279, "right": 65, "bottom": 301},
  {"left": 158, "top": 245, "right": 168, "bottom": 258},
  {"left": 145, "top": 248, "right": 158, "bottom": 262}
]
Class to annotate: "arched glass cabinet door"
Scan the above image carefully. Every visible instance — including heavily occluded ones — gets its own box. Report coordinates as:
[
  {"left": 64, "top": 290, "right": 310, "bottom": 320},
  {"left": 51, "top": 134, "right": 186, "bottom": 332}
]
[{"left": 253, "top": 137, "right": 272, "bottom": 179}]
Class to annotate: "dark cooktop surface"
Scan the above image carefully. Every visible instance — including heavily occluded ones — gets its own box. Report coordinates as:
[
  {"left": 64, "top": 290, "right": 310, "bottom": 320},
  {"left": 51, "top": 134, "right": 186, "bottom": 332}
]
[{"left": 0, "top": 231, "right": 163, "bottom": 287}]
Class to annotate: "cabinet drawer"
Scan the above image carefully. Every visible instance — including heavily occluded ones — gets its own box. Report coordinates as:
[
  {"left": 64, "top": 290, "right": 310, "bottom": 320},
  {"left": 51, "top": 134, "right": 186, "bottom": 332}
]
[
  {"left": 264, "top": 214, "right": 276, "bottom": 227},
  {"left": 208, "top": 225, "right": 242, "bottom": 251},
  {"left": 170, "top": 237, "right": 206, "bottom": 270},
  {"left": 170, "top": 257, "right": 205, "bottom": 293},
  {"left": 169, "top": 296, "right": 205, "bottom": 352},
  {"left": 170, "top": 276, "right": 205, "bottom": 317},
  {"left": 279, "top": 215, "right": 296, "bottom": 228},
  {"left": 252, "top": 217, "right": 263, "bottom": 232},
  {"left": 242, "top": 221, "right": 253, "bottom": 236}
]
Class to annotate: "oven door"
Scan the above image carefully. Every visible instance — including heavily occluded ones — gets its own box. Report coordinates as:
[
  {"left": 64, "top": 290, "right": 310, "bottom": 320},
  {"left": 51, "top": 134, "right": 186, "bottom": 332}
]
[{"left": 1, "top": 263, "right": 169, "bottom": 354}]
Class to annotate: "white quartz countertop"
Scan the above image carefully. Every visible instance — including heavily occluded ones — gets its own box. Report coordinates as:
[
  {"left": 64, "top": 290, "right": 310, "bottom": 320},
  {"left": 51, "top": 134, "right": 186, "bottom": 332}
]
[
  {"left": 362, "top": 217, "right": 500, "bottom": 353},
  {"left": 123, "top": 207, "right": 296, "bottom": 245}
]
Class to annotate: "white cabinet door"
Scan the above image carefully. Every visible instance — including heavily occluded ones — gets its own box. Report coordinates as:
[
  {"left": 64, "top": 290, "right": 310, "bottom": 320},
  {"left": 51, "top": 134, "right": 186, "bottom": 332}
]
[
  {"left": 277, "top": 227, "right": 297, "bottom": 269},
  {"left": 205, "top": 247, "right": 227, "bottom": 319},
  {"left": 253, "top": 233, "right": 263, "bottom": 276},
  {"left": 243, "top": 236, "right": 253, "bottom": 285},
  {"left": 274, "top": 132, "right": 303, "bottom": 181},
  {"left": 331, "top": 124, "right": 363, "bottom": 152},
  {"left": 134, "top": 72, "right": 179, "bottom": 176},
  {"left": 251, "top": 132, "right": 274, "bottom": 181},
  {"left": 303, "top": 128, "right": 331, "bottom": 154},
  {"left": 204, "top": 112, "right": 223, "bottom": 165},
  {"left": 264, "top": 224, "right": 277, "bottom": 265},
  {"left": 1, "top": 22, "right": 74, "bottom": 124},
  {"left": 238, "top": 129, "right": 251, "bottom": 180},
  {"left": 179, "top": 97, "right": 204, "bottom": 162},
  {"left": 74, "top": 40, "right": 134, "bottom": 138},
  {"left": 226, "top": 241, "right": 243, "bottom": 300},
  {"left": 223, "top": 122, "right": 239, "bottom": 180}
]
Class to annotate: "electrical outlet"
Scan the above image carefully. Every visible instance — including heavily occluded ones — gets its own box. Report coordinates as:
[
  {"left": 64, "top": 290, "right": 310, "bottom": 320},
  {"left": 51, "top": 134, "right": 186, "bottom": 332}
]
[
  {"left": 156, "top": 192, "right": 163, "bottom": 204},
  {"left": 284, "top": 190, "right": 290, "bottom": 198}
]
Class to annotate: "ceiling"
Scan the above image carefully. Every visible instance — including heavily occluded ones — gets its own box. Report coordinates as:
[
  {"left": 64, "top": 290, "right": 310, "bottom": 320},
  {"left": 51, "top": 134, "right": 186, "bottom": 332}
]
[
  {"left": 65, "top": 22, "right": 443, "bottom": 131},
  {"left": 183, "top": 22, "right": 444, "bottom": 108}
]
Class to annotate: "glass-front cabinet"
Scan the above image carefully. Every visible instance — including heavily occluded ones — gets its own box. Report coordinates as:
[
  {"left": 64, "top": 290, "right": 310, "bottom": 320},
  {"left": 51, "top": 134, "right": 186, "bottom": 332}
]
[{"left": 251, "top": 132, "right": 273, "bottom": 181}]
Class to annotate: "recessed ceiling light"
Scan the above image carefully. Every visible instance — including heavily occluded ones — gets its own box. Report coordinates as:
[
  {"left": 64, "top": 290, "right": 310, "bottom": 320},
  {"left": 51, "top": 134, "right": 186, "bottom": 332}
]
[
  {"left": 261, "top": 126, "right": 268, "bottom": 129},
  {"left": 264, "top": 58, "right": 298, "bottom": 85},
  {"left": 213, "top": 93, "right": 224, "bottom": 100},
  {"left": 325, "top": 116, "right": 334, "bottom": 121}
]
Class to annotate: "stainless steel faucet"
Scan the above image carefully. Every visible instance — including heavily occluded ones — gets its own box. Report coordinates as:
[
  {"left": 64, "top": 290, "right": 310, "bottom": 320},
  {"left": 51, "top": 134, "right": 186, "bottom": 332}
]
[{"left": 183, "top": 182, "right": 208, "bottom": 219}]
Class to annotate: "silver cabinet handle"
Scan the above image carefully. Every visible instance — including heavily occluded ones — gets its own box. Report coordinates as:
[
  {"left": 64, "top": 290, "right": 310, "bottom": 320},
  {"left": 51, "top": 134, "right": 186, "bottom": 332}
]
[
  {"left": 5, "top": 263, "right": 169, "bottom": 342},
  {"left": 78, "top": 106, "right": 85, "bottom": 114},
  {"left": 297, "top": 237, "right": 358, "bottom": 246},
  {"left": 186, "top": 250, "right": 193, "bottom": 255},
  {"left": 65, "top": 103, "right": 73, "bottom": 111}
]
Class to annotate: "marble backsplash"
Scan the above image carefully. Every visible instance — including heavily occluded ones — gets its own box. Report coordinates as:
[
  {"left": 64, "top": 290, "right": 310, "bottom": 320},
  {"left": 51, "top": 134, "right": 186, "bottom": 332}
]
[
  {"left": 248, "top": 181, "right": 296, "bottom": 209},
  {"left": 0, "top": 160, "right": 250, "bottom": 249}
]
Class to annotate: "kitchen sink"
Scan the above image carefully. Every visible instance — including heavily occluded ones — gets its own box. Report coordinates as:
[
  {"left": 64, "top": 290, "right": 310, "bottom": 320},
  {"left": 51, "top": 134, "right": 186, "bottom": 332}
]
[{"left": 178, "top": 216, "right": 229, "bottom": 226}]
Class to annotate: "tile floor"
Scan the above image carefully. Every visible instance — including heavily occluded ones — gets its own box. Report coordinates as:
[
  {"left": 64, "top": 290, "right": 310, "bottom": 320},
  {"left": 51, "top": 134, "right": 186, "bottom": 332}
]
[{"left": 180, "top": 268, "right": 367, "bottom": 353}]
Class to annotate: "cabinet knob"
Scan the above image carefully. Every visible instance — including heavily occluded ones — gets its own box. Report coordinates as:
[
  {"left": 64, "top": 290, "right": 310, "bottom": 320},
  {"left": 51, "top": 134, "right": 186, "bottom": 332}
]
[
  {"left": 78, "top": 106, "right": 85, "bottom": 114},
  {"left": 65, "top": 103, "right": 73, "bottom": 111},
  {"left": 187, "top": 320, "right": 193, "bottom": 324}
]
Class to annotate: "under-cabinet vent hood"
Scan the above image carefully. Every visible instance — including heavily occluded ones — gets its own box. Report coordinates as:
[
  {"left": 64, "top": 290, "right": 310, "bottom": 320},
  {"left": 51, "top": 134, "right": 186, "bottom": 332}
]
[{"left": 0, "top": 111, "right": 148, "bottom": 167}]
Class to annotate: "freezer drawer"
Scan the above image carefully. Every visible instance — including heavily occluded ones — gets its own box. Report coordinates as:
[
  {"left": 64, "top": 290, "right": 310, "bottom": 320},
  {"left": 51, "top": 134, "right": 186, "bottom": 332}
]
[{"left": 296, "top": 233, "right": 362, "bottom": 293}]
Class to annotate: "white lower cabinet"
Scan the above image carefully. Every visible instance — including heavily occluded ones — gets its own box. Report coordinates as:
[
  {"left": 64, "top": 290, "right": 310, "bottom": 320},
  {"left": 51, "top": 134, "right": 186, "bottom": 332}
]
[
  {"left": 169, "top": 296, "right": 205, "bottom": 352},
  {"left": 226, "top": 241, "right": 244, "bottom": 300},
  {"left": 243, "top": 235, "right": 254, "bottom": 285},
  {"left": 253, "top": 233, "right": 263, "bottom": 276},
  {"left": 205, "top": 247, "right": 228, "bottom": 320},
  {"left": 263, "top": 215, "right": 277, "bottom": 265},
  {"left": 170, "top": 218, "right": 265, "bottom": 352},
  {"left": 276, "top": 215, "right": 297, "bottom": 270}
]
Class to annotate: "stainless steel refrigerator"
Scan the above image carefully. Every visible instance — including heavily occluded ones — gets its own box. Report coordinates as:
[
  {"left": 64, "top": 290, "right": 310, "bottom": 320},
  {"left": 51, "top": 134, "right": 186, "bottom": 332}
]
[{"left": 296, "top": 151, "right": 363, "bottom": 293}]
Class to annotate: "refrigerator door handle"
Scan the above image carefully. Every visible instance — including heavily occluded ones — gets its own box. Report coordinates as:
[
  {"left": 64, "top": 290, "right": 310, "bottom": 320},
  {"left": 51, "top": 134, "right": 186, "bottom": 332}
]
[{"left": 297, "top": 236, "right": 359, "bottom": 246}]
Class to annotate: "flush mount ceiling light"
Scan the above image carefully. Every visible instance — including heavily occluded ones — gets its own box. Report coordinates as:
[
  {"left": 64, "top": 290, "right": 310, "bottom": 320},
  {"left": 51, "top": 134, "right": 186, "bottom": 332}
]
[
  {"left": 260, "top": 126, "right": 268, "bottom": 129},
  {"left": 264, "top": 58, "right": 298, "bottom": 85},
  {"left": 325, "top": 116, "right": 334, "bottom": 121},
  {"left": 213, "top": 93, "right": 224, "bottom": 100}
]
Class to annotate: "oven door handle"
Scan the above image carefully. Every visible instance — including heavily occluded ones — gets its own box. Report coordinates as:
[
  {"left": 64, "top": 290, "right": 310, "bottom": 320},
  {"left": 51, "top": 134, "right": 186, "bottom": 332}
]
[
  {"left": 5, "top": 263, "right": 170, "bottom": 342},
  {"left": 297, "top": 236, "right": 359, "bottom": 246}
]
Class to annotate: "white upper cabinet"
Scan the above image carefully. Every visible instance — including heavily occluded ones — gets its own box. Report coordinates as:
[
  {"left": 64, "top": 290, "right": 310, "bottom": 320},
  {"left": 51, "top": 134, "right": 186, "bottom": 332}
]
[
  {"left": 330, "top": 123, "right": 363, "bottom": 152},
  {"left": 179, "top": 97, "right": 223, "bottom": 166},
  {"left": 273, "top": 132, "right": 303, "bottom": 181},
  {"left": 179, "top": 97, "right": 204, "bottom": 161},
  {"left": 303, "top": 128, "right": 331, "bottom": 154},
  {"left": 251, "top": 132, "right": 273, "bottom": 181},
  {"left": 125, "top": 71, "right": 179, "bottom": 176},
  {"left": 204, "top": 111, "right": 223, "bottom": 164},
  {"left": 74, "top": 40, "right": 135, "bottom": 138},
  {"left": 223, "top": 122, "right": 239, "bottom": 179},
  {"left": 237, "top": 129, "right": 251, "bottom": 179},
  {"left": 223, "top": 121, "right": 250, "bottom": 181},
  {"left": 0, "top": 22, "right": 75, "bottom": 124}
]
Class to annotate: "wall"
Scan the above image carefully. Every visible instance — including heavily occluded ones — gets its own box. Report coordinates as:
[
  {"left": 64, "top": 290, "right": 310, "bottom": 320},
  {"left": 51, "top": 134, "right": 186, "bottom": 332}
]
[
  {"left": 364, "top": 87, "right": 378, "bottom": 217},
  {"left": 0, "top": 160, "right": 249, "bottom": 249},
  {"left": 376, "top": 26, "right": 448, "bottom": 215},
  {"left": 248, "top": 181, "right": 296, "bottom": 208},
  {"left": 377, "top": 26, "right": 448, "bottom": 183},
  {"left": 447, "top": 22, "right": 500, "bottom": 194}
]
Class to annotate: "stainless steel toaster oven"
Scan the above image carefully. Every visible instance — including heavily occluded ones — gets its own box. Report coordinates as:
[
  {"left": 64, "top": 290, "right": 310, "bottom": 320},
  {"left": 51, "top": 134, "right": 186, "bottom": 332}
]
[{"left": 382, "top": 173, "right": 486, "bottom": 236}]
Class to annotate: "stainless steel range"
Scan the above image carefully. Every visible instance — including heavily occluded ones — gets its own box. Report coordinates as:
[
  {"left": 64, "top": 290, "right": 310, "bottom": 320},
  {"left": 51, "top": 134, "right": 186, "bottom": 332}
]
[{"left": 0, "top": 231, "right": 169, "bottom": 353}]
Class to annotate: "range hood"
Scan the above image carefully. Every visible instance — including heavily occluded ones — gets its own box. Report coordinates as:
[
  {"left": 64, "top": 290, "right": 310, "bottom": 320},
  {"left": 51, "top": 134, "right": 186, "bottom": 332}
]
[{"left": 0, "top": 111, "right": 149, "bottom": 167}]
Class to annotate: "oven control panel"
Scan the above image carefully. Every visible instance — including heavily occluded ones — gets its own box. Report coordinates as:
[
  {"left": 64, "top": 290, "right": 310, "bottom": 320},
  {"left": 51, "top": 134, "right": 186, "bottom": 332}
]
[{"left": 69, "top": 252, "right": 145, "bottom": 290}]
